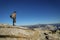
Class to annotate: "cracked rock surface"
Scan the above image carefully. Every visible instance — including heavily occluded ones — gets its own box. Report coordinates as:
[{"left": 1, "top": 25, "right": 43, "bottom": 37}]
[{"left": 0, "top": 24, "right": 60, "bottom": 40}]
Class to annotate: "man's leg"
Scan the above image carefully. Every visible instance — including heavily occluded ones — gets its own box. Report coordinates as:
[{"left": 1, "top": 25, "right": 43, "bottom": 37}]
[{"left": 13, "top": 18, "right": 15, "bottom": 26}]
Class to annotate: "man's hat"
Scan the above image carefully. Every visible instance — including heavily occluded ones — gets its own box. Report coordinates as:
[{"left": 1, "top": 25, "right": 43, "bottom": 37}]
[{"left": 13, "top": 11, "right": 16, "bottom": 13}]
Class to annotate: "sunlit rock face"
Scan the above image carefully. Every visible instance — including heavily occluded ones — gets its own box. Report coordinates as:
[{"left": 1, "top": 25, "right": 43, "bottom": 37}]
[
  {"left": 0, "top": 24, "right": 60, "bottom": 40},
  {"left": 0, "top": 25, "right": 40, "bottom": 40}
]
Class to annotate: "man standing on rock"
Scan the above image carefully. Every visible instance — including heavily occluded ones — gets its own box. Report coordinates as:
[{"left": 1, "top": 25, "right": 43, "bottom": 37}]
[{"left": 10, "top": 11, "right": 16, "bottom": 26}]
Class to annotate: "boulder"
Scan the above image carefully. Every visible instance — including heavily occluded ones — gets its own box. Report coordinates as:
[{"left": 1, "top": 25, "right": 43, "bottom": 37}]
[{"left": 0, "top": 25, "right": 39, "bottom": 40}]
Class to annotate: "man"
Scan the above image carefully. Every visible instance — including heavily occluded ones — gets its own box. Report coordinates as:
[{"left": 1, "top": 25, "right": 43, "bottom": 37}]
[{"left": 10, "top": 11, "right": 16, "bottom": 26}]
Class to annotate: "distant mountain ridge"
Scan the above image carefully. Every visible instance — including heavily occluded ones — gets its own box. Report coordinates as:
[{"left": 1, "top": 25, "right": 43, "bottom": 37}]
[{"left": 22, "top": 23, "right": 60, "bottom": 30}]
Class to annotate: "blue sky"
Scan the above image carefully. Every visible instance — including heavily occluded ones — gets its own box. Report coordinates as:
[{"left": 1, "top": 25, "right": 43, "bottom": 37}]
[{"left": 0, "top": 0, "right": 60, "bottom": 25}]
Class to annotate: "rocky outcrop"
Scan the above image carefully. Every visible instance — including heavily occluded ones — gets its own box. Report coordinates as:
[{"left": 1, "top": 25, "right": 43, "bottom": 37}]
[
  {"left": 0, "top": 24, "right": 60, "bottom": 40},
  {"left": 0, "top": 25, "right": 40, "bottom": 40}
]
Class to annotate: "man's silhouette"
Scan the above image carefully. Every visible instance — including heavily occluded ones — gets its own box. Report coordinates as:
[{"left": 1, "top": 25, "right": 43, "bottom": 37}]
[{"left": 10, "top": 11, "right": 16, "bottom": 26}]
